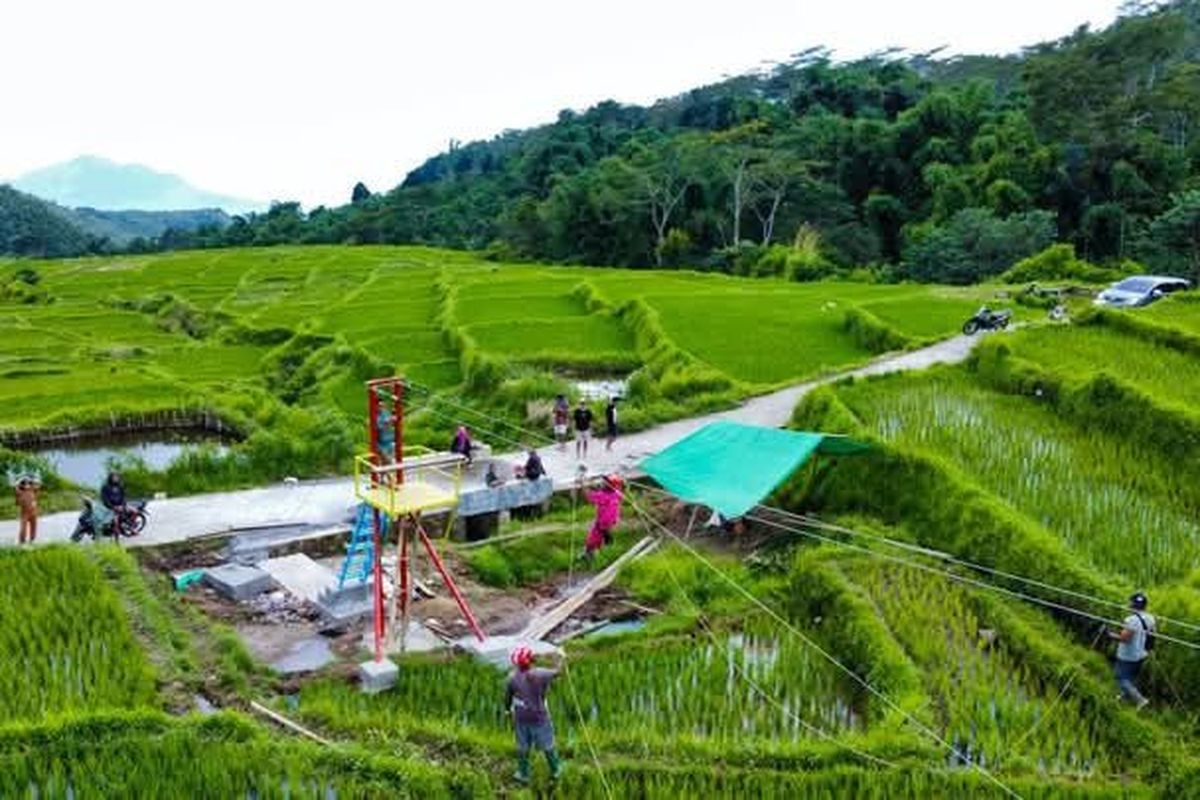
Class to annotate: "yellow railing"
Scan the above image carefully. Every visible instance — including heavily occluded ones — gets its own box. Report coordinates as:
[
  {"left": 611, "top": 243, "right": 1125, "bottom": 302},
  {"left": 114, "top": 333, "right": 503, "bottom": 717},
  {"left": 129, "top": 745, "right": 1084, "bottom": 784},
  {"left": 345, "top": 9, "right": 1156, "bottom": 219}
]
[{"left": 353, "top": 447, "right": 464, "bottom": 517}]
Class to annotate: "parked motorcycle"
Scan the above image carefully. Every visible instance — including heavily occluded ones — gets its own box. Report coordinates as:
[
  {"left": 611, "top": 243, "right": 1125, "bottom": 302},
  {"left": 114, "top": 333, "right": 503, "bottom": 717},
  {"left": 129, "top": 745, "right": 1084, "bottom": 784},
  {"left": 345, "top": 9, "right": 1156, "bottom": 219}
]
[
  {"left": 70, "top": 495, "right": 148, "bottom": 542},
  {"left": 962, "top": 307, "right": 1012, "bottom": 335}
]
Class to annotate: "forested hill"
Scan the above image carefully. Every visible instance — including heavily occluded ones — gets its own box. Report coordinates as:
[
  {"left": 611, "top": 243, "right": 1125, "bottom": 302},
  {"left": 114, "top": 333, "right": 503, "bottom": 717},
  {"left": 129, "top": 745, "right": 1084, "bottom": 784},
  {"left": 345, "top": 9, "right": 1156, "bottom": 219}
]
[
  {"left": 0, "top": 186, "right": 97, "bottom": 259},
  {"left": 101, "top": 2, "right": 1200, "bottom": 283}
]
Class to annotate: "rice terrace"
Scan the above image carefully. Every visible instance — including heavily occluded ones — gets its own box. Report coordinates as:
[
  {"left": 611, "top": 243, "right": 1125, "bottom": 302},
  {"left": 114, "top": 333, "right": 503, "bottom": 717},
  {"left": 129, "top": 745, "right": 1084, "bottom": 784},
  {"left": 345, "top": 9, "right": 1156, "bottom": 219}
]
[{"left": 5, "top": 1, "right": 1200, "bottom": 798}]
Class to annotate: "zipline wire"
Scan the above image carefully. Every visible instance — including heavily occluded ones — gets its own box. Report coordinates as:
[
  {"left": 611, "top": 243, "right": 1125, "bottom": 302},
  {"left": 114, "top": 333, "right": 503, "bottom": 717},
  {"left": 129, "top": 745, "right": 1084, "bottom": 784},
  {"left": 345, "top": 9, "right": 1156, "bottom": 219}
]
[
  {"left": 633, "top": 503, "right": 898, "bottom": 769},
  {"left": 621, "top": 493, "right": 1024, "bottom": 800},
  {"left": 755, "top": 504, "right": 1200, "bottom": 635},
  {"left": 402, "top": 379, "right": 1200, "bottom": 650},
  {"left": 558, "top": 481, "right": 615, "bottom": 800}
]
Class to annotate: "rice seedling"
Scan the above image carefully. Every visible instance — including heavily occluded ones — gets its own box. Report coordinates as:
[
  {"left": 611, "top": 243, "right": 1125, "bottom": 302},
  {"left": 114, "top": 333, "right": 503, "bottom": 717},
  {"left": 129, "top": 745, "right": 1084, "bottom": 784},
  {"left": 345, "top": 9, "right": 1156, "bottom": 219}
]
[
  {"left": 842, "top": 555, "right": 1121, "bottom": 775},
  {"left": 839, "top": 371, "right": 1200, "bottom": 585},
  {"left": 1007, "top": 325, "right": 1200, "bottom": 412},
  {"left": 0, "top": 546, "right": 156, "bottom": 720}
]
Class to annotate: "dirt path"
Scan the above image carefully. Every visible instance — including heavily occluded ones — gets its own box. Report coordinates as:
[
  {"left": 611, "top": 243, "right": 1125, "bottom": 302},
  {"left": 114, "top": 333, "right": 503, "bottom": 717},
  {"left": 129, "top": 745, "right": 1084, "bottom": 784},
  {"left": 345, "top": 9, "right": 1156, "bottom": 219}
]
[{"left": 0, "top": 334, "right": 981, "bottom": 547}]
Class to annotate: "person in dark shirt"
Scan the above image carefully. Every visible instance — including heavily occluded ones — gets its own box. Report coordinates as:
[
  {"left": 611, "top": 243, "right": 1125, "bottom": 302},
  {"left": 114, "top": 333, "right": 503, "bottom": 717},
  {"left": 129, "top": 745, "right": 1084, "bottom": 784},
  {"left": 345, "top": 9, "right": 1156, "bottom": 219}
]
[
  {"left": 573, "top": 402, "right": 594, "bottom": 460},
  {"left": 505, "top": 646, "right": 565, "bottom": 782},
  {"left": 100, "top": 472, "right": 126, "bottom": 510},
  {"left": 520, "top": 449, "right": 545, "bottom": 481},
  {"left": 604, "top": 397, "right": 619, "bottom": 452}
]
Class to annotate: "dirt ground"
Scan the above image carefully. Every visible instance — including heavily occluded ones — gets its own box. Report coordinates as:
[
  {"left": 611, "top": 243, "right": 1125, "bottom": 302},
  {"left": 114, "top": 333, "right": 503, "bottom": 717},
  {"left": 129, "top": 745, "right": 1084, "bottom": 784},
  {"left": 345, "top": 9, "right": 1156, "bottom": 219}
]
[{"left": 140, "top": 502, "right": 761, "bottom": 684}]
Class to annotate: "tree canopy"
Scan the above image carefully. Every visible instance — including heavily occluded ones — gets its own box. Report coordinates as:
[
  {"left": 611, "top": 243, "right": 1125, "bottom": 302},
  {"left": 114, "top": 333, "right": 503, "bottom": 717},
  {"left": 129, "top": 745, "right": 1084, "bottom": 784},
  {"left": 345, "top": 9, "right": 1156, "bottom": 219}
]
[{"left": 43, "top": 1, "right": 1200, "bottom": 284}]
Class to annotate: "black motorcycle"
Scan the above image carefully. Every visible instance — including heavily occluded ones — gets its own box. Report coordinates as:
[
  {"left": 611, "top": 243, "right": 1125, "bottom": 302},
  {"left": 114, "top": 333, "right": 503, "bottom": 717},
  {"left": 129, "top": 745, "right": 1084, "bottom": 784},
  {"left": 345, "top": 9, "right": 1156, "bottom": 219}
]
[
  {"left": 962, "top": 307, "right": 1012, "bottom": 335},
  {"left": 70, "top": 495, "right": 148, "bottom": 542}
]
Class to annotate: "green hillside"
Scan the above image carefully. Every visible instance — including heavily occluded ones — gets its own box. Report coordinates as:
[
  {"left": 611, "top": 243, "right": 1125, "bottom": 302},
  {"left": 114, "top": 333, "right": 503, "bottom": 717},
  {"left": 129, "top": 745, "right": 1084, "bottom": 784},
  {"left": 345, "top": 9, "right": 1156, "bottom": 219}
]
[
  {"left": 147, "top": 2, "right": 1200, "bottom": 285},
  {"left": 0, "top": 186, "right": 96, "bottom": 259}
]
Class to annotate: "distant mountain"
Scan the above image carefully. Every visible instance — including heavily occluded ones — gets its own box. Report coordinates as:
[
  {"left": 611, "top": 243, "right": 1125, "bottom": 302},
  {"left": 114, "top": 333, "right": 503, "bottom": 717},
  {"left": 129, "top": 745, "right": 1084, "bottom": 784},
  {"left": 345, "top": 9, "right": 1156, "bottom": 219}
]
[
  {"left": 11, "top": 156, "right": 259, "bottom": 214},
  {"left": 0, "top": 185, "right": 94, "bottom": 258},
  {"left": 63, "top": 207, "right": 231, "bottom": 245}
]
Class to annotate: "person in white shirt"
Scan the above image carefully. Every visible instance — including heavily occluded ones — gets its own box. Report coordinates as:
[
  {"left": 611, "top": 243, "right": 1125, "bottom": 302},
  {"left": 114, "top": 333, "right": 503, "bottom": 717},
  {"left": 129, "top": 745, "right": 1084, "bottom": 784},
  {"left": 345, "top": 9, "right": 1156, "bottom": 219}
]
[{"left": 1110, "top": 592, "right": 1156, "bottom": 709}]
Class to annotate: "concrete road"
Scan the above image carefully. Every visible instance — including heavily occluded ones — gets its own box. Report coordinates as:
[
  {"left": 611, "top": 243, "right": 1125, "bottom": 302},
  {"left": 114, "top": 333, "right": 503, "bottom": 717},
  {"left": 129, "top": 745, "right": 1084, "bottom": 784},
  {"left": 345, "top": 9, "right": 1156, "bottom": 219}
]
[{"left": 0, "top": 334, "right": 979, "bottom": 547}]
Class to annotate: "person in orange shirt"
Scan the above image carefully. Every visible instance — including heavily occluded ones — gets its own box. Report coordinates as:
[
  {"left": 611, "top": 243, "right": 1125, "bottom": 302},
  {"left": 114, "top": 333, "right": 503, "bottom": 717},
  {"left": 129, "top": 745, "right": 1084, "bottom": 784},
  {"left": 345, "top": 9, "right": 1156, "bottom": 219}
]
[{"left": 15, "top": 477, "right": 40, "bottom": 545}]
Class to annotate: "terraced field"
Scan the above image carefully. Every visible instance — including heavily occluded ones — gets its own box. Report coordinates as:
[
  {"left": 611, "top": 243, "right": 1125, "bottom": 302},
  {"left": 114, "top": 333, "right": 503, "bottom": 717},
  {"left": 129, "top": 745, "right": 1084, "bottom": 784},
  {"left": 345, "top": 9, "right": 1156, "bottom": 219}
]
[{"left": 1, "top": 246, "right": 991, "bottom": 497}]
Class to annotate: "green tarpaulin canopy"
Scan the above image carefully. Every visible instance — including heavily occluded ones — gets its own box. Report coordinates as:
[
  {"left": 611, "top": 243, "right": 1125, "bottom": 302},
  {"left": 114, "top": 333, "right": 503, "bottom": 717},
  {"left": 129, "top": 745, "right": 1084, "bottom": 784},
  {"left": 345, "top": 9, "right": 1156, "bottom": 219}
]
[{"left": 639, "top": 420, "right": 868, "bottom": 518}]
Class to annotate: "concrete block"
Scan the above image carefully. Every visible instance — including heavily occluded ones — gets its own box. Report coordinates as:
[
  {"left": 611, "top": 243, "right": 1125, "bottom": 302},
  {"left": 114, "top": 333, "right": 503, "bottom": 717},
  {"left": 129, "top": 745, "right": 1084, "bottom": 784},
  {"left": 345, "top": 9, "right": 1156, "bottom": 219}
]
[
  {"left": 457, "top": 634, "right": 562, "bottom": 670},
  {"left": 258, "top": 554, "right": 336, "bottom": 604},
  {"left": 358, "top": 658, "right": 399, "bottom": 693},
  {"left": 203, "top": 563, "right": 275, "bottom": 601},
  {"left": 317, "top": 584, "right": 374, "bottom": 625},
  {"left": 360, "top": 621, "right": 444, "bottom": 655}
]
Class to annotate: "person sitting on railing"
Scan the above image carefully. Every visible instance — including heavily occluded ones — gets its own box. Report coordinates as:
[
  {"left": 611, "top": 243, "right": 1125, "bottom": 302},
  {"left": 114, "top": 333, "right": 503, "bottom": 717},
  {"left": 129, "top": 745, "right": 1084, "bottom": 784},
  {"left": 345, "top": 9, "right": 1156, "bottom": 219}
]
[{"left": 450, "top": 426, "right": 475, "bottom": 465}]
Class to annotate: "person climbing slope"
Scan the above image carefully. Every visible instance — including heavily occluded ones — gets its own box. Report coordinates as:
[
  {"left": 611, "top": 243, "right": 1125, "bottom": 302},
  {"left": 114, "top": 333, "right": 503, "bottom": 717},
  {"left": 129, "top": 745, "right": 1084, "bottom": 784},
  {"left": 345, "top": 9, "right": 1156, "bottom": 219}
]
[
  {"left": 1110, "top": 592, "right": 1157, "bottom": 709},
  {"left": 505, "top": 646, "right": 565, "bottom": 783},
  {"left": 582, "top": 474, "right": 623, "bottom": 565}
]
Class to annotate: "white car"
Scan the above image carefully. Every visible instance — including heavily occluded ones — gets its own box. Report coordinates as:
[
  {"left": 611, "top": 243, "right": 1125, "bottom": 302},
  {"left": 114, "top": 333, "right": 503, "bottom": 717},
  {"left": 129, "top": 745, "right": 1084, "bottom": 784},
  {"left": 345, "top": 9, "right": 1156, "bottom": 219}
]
[{"left": 1094, "top": 275, "right": 1191, "bottom": 308}]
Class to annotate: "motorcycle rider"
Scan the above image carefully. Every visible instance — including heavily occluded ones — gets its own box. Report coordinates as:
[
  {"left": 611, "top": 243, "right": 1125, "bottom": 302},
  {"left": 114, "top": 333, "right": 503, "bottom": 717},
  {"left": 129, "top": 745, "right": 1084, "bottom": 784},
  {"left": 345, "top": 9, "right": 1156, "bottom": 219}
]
[{"left": 100, "top": 472, "right": 127, "bottom": 535}]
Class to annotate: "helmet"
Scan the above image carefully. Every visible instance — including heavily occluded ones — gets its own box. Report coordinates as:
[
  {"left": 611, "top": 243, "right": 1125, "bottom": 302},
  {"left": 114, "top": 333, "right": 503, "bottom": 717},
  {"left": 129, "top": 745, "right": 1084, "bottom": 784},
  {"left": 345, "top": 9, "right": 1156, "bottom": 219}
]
[
  {"left": 511, "top": 646, "right": 534, "bottom": 669},
  {"left": 604, "top": 474, "right": 624, "bottom": 491},
  {"left": 1130, "top": 592, "right": 1148, "bottom": 610}
]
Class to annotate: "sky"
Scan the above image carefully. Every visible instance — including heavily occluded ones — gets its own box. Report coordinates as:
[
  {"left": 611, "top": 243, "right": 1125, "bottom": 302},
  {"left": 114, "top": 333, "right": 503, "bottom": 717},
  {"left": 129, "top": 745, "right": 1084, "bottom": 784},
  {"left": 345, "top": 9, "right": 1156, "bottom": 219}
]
[{"left": 0, "top": 0, "right": 1124, "bottom": 209}]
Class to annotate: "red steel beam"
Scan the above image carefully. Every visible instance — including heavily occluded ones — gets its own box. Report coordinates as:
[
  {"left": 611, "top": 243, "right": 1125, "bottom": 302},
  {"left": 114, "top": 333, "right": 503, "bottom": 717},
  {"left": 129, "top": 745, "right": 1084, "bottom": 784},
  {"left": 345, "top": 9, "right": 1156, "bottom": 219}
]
[{"left": 415, "top": 520, "right": 486, "bottom": 642}]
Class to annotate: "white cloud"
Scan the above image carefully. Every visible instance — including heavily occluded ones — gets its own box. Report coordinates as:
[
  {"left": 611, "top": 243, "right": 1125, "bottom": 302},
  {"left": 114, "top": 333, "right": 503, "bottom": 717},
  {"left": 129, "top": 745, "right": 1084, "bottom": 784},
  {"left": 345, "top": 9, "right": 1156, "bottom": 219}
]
[{"left": 0, "top": 0, "right": 1122, "bottom": 207}]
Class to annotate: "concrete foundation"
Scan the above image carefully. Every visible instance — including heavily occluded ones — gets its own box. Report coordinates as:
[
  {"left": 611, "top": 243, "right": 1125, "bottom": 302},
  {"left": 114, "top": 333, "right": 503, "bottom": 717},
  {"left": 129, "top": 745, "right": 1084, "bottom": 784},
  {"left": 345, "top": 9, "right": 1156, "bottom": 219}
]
[
  {"left": 361, "top": 620, "right": 445, "bottom": 655},
  {"left": 358, "top": 657, "right": 399, "bottom": 693},
  {"left": 203, "top": 563, "right": 275, "bottom": 601},
  {"left": 258, "top": 554, "right": 336, "bottom": 604},
  {"left": 458, "top": 634, "right": 563, "bottom": 670},
  {"left": 316, "top": 581, "right": 374, "bottom": 625}
]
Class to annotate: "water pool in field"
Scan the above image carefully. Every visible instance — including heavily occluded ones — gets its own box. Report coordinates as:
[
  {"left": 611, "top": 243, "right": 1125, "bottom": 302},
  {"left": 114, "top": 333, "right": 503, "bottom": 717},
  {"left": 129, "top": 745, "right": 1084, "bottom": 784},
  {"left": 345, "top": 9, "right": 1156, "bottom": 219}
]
[{"left": 29, "top": 433, "right": 230, "bottom": 488}]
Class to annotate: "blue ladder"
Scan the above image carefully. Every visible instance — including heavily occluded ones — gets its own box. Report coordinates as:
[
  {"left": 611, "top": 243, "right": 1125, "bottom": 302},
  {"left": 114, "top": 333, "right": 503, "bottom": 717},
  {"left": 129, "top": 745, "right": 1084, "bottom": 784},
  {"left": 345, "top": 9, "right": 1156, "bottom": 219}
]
[{"left": 338, "top": 504, "right": 385, "bottom": 589}]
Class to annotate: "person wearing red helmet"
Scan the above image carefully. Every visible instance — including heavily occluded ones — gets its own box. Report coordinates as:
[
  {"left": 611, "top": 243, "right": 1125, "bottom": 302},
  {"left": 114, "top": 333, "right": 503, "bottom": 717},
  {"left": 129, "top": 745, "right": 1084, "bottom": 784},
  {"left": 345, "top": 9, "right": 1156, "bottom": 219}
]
[
  {"left": 505, "top": 645, "right": 565, "bottom": 783},
  {"left": 581, "top": 474, "right": 624, "bottom": 565}
]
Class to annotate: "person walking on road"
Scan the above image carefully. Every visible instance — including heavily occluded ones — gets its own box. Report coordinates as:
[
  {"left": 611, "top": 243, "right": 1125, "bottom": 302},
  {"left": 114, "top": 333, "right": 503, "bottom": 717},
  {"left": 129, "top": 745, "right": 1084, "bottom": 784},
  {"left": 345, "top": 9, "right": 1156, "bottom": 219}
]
[
  {"left": 1110, "top": 592, "right": 1156, "bottom": 709},
  {"left": 14, "top": 476, "right": 40, "bottom": 545},
  {"left": 552, "top": 394, "right": 570, "bottom": 450},
  {"left": 506, "top": 646, "right": 565, "bottom": 783},
  {"left": 604, "top": 397, "right": 619, "bottom": 452},
  {"left": 573, "top": 401, "right": 594, "bottom": 460},
  {"left": 582, "top": 474, "right": 623, "bottom": 565}
]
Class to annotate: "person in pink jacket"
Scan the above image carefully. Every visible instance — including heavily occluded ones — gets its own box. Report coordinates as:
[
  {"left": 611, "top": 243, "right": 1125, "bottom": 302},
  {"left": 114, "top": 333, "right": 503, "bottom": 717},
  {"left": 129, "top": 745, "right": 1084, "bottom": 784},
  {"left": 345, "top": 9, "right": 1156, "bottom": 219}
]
[{"left": 582, "top": 474, "right": 623, "bottom": 565}]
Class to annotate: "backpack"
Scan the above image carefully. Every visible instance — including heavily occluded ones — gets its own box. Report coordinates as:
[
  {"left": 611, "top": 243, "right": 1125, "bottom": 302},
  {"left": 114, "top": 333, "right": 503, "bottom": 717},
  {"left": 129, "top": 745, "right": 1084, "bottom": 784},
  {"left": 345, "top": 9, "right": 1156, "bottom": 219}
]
[{"left": 1134, "top": 613, "right": 1156, "bottom": 653}]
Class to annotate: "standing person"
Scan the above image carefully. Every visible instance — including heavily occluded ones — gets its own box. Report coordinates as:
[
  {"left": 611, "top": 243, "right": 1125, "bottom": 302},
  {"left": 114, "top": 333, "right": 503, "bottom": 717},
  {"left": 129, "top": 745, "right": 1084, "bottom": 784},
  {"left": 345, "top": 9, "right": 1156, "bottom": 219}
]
[
  {"left": 450, "top": 426, "right": 474, "bottom": 465},
  {"left": 376, "top": 404, "right": 396, "bottom": 464},
  {"left": 14, "top": 476, "right": 40, "bottom": 545},
  {"left": 572, "top": 401, "right": 594, "bottom": 460},
  {"left": 604, "top": 397, "right": 619, "bottom": 452},
  {"left": 552, "top": 394, "right": 570, "bottom": 451},
  {"left": 582, "top": 474, "right": 623, "bottom": 565},
  {"left": 505, "top": 646, "right": 565, "bottom": 783},
  {"left": 1111, "top": 592, "right": 1156, "bottom": 709}
]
